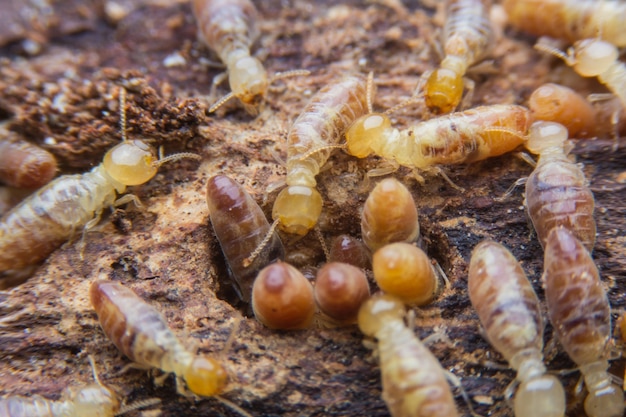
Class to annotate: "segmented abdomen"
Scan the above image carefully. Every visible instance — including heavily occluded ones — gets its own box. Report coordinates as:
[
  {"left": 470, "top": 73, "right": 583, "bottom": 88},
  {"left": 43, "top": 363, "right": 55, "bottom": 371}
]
[
  {"left": 0, "top": 167, "right": 117, "bottom": 272},
  {"left": 206, "top": 175, "right": 284, "bottom": 302},
  {"left": 377, "top": 321, "right": 458, "bottom": 417},
  {"left": 0, "top": 396, "right": 65, "bottom": 417},
  {"left": 525, "top": 157, "right": 595, "bottom": 251},
  {"left": 444, "top": 0, "right": 494, "bottom": 65},
  {"left": 192, "top": 0, "right": 258, "bottom": 63},
  {"left": 543, "top": 227, "right": 610, "bottom": 366},
  {"left": 0, "top": 137, "right": 57, "bottom": 188},
  {"left": 90, "top": 280, "right": 182, "bottom": 370},
  {"left": 286, "top": 76, "right": 369, "bottom": 187}
]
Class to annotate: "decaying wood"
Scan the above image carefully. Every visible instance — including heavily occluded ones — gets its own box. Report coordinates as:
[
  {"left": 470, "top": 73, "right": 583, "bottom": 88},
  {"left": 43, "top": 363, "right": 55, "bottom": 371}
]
[{"left": 0, "top": 1, "right": 624, "bottom": 416}]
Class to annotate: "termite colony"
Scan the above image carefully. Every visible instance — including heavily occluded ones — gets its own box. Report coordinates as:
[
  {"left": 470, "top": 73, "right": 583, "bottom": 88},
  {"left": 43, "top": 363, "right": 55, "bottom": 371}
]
[{"left": 0, "top": 0, "right": 624, "bottom": 416}]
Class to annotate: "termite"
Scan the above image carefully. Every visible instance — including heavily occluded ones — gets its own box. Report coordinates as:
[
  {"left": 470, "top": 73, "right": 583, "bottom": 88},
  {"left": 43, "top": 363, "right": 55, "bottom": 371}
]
[
  {"left": 346, "top": 104, "right": 532, "bottom": 176},
  {"left": 206, "top": 174, "right": 285, "bottom": 303},
  {"left": 272, "top": 75, "right": 370, "bottom": 236},
  {"left": 361, "top": 177, "right": 419, "bottom": 252},
  {"left": 251, "top": 261, "right": 316, "bottom": 330},
  {"left": 358, "top": 293, "right": 460, "bottom": 417},
  {"left": 423, "top": 0, "right": 495, "bottom": 114},
  {"left": 0, "top": 88, "right": 200, "bottom": 277},
  {"left": 90, "top": 280, "right": 228, "bottom": 397},
  {"left": 528, "top": 83, "right": 597, "bottom": 138},
  {"left": 535, "top": 38, "right": 626, "bottom": 110},
  {"left": 468, "top": 240, "right": 566, "bottom": 417},
  {"left": 328, "top": 234, "right": 372, "bottom": 270},
  {"left": 503, "top": 0, "right": 626, "bottom": 47},
  {"left": 373, "top": 242, "right": 440, "bottom": 307},
  {"left": 314, "top": 262, "right": 370, "bottom": 326},
  {"left": 0, "top": 131, "right": 57, "bottom": 188},
  {"left": 192, "top": 0, "right": 308, "bottom": 114},
  {"left": 524, "top": 121, "right": 596, "bottom": 252},
  {"left": 542, "top": 227, "right": 624, "bottom": 417}
]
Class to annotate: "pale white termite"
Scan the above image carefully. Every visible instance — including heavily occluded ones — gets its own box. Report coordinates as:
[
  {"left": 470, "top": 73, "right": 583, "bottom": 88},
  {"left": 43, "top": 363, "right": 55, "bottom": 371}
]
[
  {"left": 192, "top": 0, "right": 308, "bottom": 114},
  {"left": 468, "top": 240, "right": 566, "bottom": 417},
  {"left": 358, "top": 293, "right": 460, "bottom": 417},
  {"left": 424, "top": 0, "right": 495, "bottom": 114},
  {"left": 0, "top": 88, "right": 199, "bottom": 277}
]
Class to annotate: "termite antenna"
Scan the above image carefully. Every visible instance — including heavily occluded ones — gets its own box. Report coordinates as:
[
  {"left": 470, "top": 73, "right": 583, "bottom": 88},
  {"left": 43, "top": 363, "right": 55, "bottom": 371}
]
[
  {"left": 119, "top": 87, "right": 129, "bottom": 142},
  {"left": 269, "top": 69, "right": 311, "bottom": 84},
  {"left": 215, "top": 395, "right": 254, "bottom": 417},
  {"left": 314, "top": 226, "right": 330, "bottom": 262},
  {"left": 296, "top": 144, "right": 347, "bottom": 162},
  {"left": 534, "top": 41, "right": 573, "bottom": 66},
  {"left": 116, "top": 398, "right": 161, "bottom": 416},
  {"left": 209, "top": 92, "right": 236, "bottom": 113},
  {"left": 243, "top": 219, "right": 280, "bottom": 267},
  {"left": 366, "top": 71, "right": 375, "bottom": 114},
  {"left": 384, "top": 96, "right": 420, "bottom": 115},
  {"left": 88, "top": 355, "right": 103, "bottom": 386},
  {"left": 152, "top": 152, "right": 202, "bottom": 168}
]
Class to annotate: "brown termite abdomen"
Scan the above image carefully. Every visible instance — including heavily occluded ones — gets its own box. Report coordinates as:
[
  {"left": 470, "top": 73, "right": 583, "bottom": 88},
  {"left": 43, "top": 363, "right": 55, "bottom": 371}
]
[
  {"left": 0, "top": 133, "right": 57, "bottom": 189},
  {"left": 524, "top": 121, "right": 596, "bottom": 252},
  {"left": 468, "top": 240, "right": 565, "bottom": 417},
  {"left": 358, "top": 293, "right": 460, "bottom": 417},
  {"left": 90, "top": 280, "right": 228, "bottom": 397},
  {"left": 314, "top": 262, "right": 370, "bottom": 326},
  {"left": 0, "top": 89, "right": 200, "bottom": 278},
  {"left": 503, "top": 0, "right": 626, "bottom": 47},
  {"left": 251, "top": 261, "right": 316, "bottom": 330},
  {"left": 543, "top": 227, "right": 624, "bottom": 417},
  {"left": 272, "top": 75, "right": 370, "bottom": 236},
  {"left": 328, "top": 234, "right": 372, "bottom": 270},
  {"left": 361, "top": 177, "right": 419, "bottom": 252},
  {"left": 346, "top": 104, "right": 532, "bottom": 170},
  {"left": 424, "top": 0, "right": 495, "bottom": 114},
  {"left": 193, "top": 0, "right": 308, "bottom": 113},
  {"left": 206, "top": 174, "right": 284, "bottom": 303}
]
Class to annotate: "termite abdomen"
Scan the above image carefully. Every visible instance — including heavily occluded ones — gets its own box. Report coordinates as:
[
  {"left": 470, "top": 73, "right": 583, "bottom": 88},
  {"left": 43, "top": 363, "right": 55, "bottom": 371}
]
[
  {"left": 0, "top": 135, "right": 57, "bottom": 189},
  {"left": 206, "top": 174, "right": 284, "bottom": 302}
]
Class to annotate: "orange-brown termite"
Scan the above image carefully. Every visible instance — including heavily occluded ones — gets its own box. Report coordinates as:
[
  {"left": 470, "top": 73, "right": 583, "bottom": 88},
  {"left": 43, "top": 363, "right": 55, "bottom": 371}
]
[
  {"left": 90, "top": 280, "right": 228, "bottom": 397},
  {"left": 468, "top": 240, "right": 566, "bottom": 417},
  {"left": 0, "top": 131, "right": 57, "bottom": 189},
  {"left": 0, "top": 89, "right": 199, "bottom": 278},
  {"left": 543, "top": 227, "right": 624, "bottom": 417},
  {"left": 206, "top": 174, "right": 284, "bottom": 302},
  {"left": 328, "top": 234, "right": 372, "bottom": 270},
  {"left": 192, "top": 0, "right": 308, "bottom": 113},
  {"left": 358, "top": 293, "right": 460, "bottom": 417},
  {"left": 272, "top": 75, "right": 370, "bottom": 236},
  {"left": 361, "top": 177, "right": 419, "bottom": 252},
  {"left": 524, "top": 121, "right": 596, "bottom": 252},
  {"left": 423, "top": 0, "right": 495, "bottom": 114},
  {"left": 346, "top": 104, "right": 533, "bottom": 175},
  {"left": 314, "top": 262, "right": 370, "bottom": 326},
  {"left": 503, "top": 0, "right": 626, "bottom": 47}
]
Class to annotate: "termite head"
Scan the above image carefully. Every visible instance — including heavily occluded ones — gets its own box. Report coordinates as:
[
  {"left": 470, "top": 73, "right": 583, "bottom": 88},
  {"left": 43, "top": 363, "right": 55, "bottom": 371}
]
[
  {"left": 230, "top": 56, "right": 269, "bottom": 107},
  {"left": 183, "top": 356, "right": 228, "bottom": 397},
  {"left": 346, "top": 113, "right": 391, "bottom": 158},
  {"left": 272, "top": 185, "right": 322, "bottom": 235},
  {"left": 581, "top": 363, "right": 624, "bottom": 417},
  {"left": 424, "top": 68, "right": 463, "bottom": 114},
  {"left": 572, "top": 39, "right": 618, "bottom": 77},
  {"left": 103, "top": 140, "right": 158, "bottom": 186},
  {"left": 525, "top": 121, "right": 568, "bottom": 155},
  {"left": 69, "top": 384, "right": 120, "bottom": 417},
  {"left": 514, "top": 374, "right": 566, "bottom": 417},
  {"left": 251, "top": 261, "right": 316, "bottom": 330},
  {"left": 357, "top": 293, "right": 405, "bottom": 337}
]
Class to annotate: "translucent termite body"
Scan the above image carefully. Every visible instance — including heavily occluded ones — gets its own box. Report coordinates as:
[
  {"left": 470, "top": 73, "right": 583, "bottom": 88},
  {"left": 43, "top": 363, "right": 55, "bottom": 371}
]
[
  {"left": 251, "top": 261, "right": 316, "bottom": 330},
  {"left": 0, "top": 384, "right": 119, "bottom": 417},
  {"left": 536, "top": 39, "right": 626, "bottom": 110},
  {"left": 314, "top": 262, "right": 370, "bottom": 326},
  {"left": 0, "top": 134, "right": 57, "bottom": 188},
  {"left": 0, "top": 90, "right": 198, "bottom": 276},
  {"left": 90, "top": 280, "right": 228, "bottom": 397},
  {"left": 346, "top": 104, "right": 532, "bottom": 170},
  {"left": 542, "top": 227, "right": 624, "bottom": 417},
  {"left": 206, "top": 174, "right": 285, "bottom": 302},
  {"left": 361, "top": 178, "right": 419, "bottom": 252},
  {"left": 528, "top": 83, "right": 596, "bottom": 138},
  {"left": 192, "top": 0, "right": 263, "bottom": 112},
  {"left": 468, "top": 240, "right": 566, "bottom": 417},
  {"left": 524, "top": 121, "right": 596, "bottom": 252},
  {"left": 272, "top": 75, "right": 370, "bottom": 235},
  {"left": 424, "top": 0, "right": 495, "bottom": 114},
  {"left": 503, "top": 0, "right": 626, "bottom": 47},
  {"left": 358, "top": 293, "right": 459, "bottom": 417}
]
